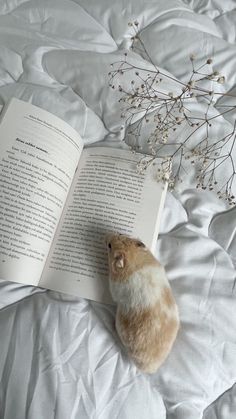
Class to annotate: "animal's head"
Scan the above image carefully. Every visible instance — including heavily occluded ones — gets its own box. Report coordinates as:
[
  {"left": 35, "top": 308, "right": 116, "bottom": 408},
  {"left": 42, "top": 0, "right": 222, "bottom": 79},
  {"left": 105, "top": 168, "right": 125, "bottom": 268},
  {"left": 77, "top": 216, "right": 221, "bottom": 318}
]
[{"left": 105, "top": 233, "right": 156, "bottom": 282}]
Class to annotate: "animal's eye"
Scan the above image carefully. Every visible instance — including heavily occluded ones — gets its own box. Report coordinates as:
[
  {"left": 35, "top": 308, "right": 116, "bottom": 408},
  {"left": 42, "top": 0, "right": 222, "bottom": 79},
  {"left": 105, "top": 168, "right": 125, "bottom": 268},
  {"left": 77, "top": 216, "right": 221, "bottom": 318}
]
[
  {"left": 108, "top": 243, "right": 112, "bottom": 249},
  {"left": 136, "top": 240, "right": 145, "bottom": 247}
]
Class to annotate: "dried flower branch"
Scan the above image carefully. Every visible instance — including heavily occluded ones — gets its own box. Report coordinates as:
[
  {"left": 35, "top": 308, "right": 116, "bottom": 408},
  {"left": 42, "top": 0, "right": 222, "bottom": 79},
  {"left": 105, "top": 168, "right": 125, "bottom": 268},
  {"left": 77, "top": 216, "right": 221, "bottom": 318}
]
[{"left": 108, "top": 21, "right": 236, "bottom": 206}]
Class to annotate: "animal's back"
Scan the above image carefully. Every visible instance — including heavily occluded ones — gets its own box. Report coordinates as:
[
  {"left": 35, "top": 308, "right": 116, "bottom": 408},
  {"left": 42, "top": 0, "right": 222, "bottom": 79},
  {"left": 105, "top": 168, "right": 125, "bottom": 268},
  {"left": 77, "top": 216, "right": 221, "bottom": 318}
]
[{"left": 116, "top": 285, "right": 179, "bottom": 373}]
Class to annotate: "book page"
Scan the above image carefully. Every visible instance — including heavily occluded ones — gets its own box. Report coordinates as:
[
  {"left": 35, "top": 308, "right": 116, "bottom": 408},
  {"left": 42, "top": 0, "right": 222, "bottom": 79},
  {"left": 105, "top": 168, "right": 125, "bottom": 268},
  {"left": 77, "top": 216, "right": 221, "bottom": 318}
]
[
  {"left": 0, "top": 98, "right": 83, "bottom": 286},
  {"left": 40, "top": 147, "right": 167, "bottom": 303}
]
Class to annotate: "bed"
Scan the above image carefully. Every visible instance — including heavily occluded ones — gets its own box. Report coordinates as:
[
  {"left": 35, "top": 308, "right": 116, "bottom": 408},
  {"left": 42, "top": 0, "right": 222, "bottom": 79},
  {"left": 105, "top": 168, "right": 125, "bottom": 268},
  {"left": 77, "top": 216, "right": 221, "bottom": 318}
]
[{"left": 0, "top": 1, "right": 236, "bottom": 418}]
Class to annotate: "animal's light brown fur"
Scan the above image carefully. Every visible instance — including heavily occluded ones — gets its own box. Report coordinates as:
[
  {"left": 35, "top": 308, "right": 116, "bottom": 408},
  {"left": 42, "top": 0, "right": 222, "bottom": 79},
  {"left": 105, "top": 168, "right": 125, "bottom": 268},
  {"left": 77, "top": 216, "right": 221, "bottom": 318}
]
[
  {"left": 106, "top": 233, "right": 159, "bottom": 282},
  {"left": 106, "top": 233, "right": 179, "bottom": 374},
  {"left": 117, "top": 287, "right": 179, "bottom": 373}
]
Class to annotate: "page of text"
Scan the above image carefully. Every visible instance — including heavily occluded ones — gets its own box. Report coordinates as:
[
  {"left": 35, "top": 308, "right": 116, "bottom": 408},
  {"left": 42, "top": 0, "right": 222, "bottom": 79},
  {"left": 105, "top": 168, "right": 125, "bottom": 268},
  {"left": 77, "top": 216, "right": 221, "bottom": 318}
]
[
  {"left": 0, "top": 98, "right": 83, "bottom": 285},
  {"left": 40, "top": 147, "right": 166, "bottom": 303}
]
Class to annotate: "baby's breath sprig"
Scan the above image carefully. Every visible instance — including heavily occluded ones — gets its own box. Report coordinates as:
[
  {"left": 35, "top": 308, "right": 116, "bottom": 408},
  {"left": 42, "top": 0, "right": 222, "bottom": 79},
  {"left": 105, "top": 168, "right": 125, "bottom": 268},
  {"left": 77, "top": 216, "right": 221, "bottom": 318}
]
[{"left": 108, "top": 21, "right": 236, "bottom": 206}]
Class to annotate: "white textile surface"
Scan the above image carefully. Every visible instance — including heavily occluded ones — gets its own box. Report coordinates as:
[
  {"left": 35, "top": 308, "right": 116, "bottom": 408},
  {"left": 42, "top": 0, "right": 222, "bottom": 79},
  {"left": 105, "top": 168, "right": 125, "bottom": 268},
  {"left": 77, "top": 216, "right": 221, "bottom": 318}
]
[{"left": 0, "top": 1, "right": 236, "bottom": 418}]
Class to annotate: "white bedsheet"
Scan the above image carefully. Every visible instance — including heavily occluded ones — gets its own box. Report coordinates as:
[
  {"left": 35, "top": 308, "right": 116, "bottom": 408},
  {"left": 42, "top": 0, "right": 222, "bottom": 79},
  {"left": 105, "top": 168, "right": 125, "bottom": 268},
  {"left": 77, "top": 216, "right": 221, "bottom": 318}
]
[{"left": 0, "top": 1, "right": 235, "bottom": 418}]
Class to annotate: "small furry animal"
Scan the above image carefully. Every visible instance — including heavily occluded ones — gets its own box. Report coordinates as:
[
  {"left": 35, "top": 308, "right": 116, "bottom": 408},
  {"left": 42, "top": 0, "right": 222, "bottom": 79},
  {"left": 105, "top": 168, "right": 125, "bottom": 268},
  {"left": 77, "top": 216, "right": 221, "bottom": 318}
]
[{"left": 106, "top": 233, "right": 179, "bottom": 374}]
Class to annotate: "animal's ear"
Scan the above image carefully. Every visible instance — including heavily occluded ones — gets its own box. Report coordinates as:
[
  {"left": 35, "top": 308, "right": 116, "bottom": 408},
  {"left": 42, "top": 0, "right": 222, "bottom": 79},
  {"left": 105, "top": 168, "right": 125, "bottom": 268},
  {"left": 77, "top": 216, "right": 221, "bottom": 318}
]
[{"left": 112, "top": 252, "right": 125, "bottom": 272}]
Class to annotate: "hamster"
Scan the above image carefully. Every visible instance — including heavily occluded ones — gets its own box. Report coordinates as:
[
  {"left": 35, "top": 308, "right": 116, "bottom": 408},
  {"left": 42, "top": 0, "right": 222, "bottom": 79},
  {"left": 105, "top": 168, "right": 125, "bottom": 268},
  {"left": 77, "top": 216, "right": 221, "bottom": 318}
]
[{"left": 106, "top": 233, "right": 179, "bottom": 374}]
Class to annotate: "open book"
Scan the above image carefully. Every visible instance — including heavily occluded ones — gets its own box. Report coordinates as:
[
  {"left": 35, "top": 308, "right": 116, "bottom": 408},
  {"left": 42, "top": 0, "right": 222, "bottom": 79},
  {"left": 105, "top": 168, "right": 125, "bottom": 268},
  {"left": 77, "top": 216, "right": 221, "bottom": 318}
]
[{"left": 0, "top": 98, "right": 167, "bottom": 304}]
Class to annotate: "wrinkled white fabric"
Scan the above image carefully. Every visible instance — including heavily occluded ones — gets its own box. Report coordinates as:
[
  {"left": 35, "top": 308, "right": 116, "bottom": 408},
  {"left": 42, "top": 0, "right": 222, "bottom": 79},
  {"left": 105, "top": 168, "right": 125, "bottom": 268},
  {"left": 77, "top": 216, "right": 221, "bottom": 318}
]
[{"left": 0, "top": 1, "right": 235, "bottom": 419}]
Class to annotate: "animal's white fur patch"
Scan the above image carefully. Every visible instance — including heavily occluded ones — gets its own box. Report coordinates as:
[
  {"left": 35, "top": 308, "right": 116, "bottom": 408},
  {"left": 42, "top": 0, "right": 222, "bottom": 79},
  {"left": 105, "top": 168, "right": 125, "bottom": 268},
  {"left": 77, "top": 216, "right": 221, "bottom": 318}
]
[{"left": 109, "top": 264, "right": 169, "bottom": 311}]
